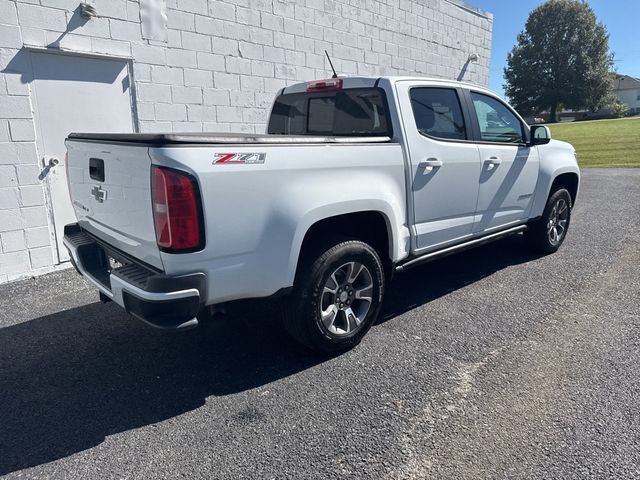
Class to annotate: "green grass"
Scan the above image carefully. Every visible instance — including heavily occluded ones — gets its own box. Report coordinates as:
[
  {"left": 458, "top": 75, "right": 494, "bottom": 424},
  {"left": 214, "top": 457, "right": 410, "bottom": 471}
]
[{"left": 547, "top": 117, "right": 640, "bottom": 168}]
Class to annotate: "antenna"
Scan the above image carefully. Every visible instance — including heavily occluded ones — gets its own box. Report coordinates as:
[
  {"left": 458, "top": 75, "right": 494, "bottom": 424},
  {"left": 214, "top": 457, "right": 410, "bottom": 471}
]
[{"left": 325, "top": 50, "right": 338, "bottom": 79}]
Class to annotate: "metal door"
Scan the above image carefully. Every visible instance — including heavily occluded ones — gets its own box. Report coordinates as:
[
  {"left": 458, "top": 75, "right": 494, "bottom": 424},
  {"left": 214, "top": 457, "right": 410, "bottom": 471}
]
[
  {"left": 466, "top": 91, "right": 539, "bottom": 233},
  {"left": 395, "top": 81, "right": 482, "bottom": 253},
  {"left": 29, "top": 51, "right": 135, "bottom": 262}
]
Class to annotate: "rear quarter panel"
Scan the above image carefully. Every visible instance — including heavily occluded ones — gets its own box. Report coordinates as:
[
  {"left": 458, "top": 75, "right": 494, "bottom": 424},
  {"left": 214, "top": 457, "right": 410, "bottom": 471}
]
[{"left": 149, "top": 143, "right": 408, "bottom": 304}]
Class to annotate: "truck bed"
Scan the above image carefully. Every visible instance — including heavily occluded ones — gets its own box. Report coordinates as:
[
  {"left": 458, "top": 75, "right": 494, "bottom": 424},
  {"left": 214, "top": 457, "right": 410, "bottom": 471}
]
[{"left": 67, "top": 132, "right": 393, "bottom": 145}]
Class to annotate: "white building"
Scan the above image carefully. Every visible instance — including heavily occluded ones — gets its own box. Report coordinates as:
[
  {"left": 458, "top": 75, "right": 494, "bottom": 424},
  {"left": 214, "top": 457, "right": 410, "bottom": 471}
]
[
  {"left": 0, "top": 0, "right": 492, "bottom": 283},
  {"left": 614, "top": 74, "right": 640, "bottom": 115}
]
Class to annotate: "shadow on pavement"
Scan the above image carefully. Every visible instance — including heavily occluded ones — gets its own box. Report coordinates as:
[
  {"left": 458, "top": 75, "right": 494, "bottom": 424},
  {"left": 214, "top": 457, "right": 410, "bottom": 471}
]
[
  {"left": 0, "top": 301, "right": 319, "bottom": 475},
  {"left": 380, "top": 234, "right": 541, "bottom": 321},
  {"left": 0, "top": 235, "right": 540, "bottom": 475}
]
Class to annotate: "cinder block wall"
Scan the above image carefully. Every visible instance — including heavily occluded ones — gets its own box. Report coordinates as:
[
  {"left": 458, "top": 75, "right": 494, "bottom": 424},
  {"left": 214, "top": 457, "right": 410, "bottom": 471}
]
[{"left": 0, "top": 0, "right": 492, "bottom": 283}]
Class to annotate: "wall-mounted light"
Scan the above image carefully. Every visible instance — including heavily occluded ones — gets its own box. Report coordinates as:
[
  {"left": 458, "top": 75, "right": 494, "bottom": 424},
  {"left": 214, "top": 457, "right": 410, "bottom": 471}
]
[
  {"left": 467, "top": 53, "right": 479, "bottom": 63},
  {"left": 80, "top": 2, "right": 97, "bottom": 19}
]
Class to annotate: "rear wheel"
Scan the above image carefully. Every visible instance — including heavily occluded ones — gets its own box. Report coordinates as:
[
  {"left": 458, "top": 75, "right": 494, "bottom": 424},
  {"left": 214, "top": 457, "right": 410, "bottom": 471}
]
[
  {"left": 526, "top": 188, "right": 572, "bottom": 254},
  {"left": 283, "top": 238, "right": 385, "bottom": 354}
]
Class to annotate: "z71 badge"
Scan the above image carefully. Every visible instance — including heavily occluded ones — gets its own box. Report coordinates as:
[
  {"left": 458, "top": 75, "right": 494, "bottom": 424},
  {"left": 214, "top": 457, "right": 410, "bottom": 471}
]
[{"left": 213, "top": 153, "right": 266, "bottom": 165}]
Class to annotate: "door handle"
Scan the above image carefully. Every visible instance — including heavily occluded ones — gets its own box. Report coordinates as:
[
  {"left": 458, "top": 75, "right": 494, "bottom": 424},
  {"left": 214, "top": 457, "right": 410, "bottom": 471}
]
[
  {"left": 419, "top": 158, "right": 443, "bottom": 173},
  {"left": 485, "top": 156, "right": 502, "bottom": 166}
]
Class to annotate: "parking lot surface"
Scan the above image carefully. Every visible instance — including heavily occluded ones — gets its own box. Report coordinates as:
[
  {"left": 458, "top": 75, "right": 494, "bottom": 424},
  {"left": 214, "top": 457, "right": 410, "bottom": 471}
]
[{"left": 1, "top": 169, "right": 639, "bottom": 479}]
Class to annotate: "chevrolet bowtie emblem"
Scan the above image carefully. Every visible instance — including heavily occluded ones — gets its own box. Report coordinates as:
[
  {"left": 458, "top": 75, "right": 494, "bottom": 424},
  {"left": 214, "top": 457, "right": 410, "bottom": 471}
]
[{"left": 91, "top": 185, "right": 107, "bottom": 203}]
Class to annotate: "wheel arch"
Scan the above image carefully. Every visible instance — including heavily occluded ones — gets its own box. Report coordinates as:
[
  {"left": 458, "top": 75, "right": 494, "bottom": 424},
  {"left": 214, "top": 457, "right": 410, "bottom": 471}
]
[
  {"left": 530, "top": 165, "right": 580, "bottom": 219},
  {"left": 550, "top": 172, "right": 579, "bottom": 206},
  {"left": 289, "top": 207, "right": 400, "bottom": 285}
]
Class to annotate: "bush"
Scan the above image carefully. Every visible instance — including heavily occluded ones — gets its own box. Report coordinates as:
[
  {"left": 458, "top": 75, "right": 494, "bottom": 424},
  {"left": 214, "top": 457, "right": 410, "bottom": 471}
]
[{"left": 610, "top": 101, "right": 629, "bottom": 119}]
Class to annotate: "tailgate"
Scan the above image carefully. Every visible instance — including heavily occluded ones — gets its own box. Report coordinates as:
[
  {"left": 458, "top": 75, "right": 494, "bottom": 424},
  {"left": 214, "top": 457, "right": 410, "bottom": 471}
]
[{"left": 65, "top": 139, "right": 163, "bottom": 270}]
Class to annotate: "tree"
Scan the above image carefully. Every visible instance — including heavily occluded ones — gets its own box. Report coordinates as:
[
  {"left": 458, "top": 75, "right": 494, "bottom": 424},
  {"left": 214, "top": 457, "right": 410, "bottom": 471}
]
[{"left": 504, "top": 0, "right": 614, "bottom": 122}]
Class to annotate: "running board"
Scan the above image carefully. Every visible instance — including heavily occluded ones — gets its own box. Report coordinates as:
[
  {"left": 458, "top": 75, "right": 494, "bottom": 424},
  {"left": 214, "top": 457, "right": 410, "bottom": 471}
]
[{"left": 395, "top": 225, "right": 528, "bottom": 272}]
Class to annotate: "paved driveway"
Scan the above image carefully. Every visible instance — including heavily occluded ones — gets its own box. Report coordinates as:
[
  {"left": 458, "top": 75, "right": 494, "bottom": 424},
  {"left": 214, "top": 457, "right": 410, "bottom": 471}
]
[{"left": 1, "top": 169, "right": 639, "bottom": 479}]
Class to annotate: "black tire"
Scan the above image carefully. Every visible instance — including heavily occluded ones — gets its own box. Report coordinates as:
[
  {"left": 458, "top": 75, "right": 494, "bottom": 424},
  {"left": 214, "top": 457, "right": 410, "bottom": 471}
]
[
  {"left": 283, "top": 237, "right": 385, "bottom": 354},
  {"left": 526, "top": 187, "right": 572, "bottom": 254}
]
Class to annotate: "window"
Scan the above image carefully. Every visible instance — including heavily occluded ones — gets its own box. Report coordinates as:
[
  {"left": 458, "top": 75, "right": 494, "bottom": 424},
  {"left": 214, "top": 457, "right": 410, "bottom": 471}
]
[
  {"left": 267, "top": 88, "right": 391, "bottom": 136},
  {"left": 307, "top": 97, "right": 336, "bottom": 134},
  {"left": 471, "top": 92, "right": 524, "bottom": 143},
  {"left": 409, "top": 88, "right": 466, "bottom": 140}
]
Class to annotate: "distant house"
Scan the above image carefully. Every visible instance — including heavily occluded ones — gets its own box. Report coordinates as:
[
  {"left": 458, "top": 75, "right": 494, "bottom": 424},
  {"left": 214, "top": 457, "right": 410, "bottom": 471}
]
[
  {"left": 613, "top": 74, "right": 640, "bottom": 115},
  {"left": 533, "top": 74, "right": 640, "bottom": 123}
]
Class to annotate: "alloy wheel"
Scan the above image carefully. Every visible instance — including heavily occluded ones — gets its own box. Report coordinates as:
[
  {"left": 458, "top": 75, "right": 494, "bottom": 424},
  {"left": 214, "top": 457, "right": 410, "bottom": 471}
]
[
  {"left": 319, "top": 261, "right": 374, "bottom": 336},
  {"left": 547, "top": 198, "right": 569, "bottom": 246}
]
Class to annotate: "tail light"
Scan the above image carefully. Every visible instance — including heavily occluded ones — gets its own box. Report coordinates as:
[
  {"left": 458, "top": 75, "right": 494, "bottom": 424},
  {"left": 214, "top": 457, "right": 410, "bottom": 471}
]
[
  {"left": 306, "top": 78, "right": 343, "bottom": 92},
  {"left": 151, "top": 166, "right": 204, "bottom": 252}
]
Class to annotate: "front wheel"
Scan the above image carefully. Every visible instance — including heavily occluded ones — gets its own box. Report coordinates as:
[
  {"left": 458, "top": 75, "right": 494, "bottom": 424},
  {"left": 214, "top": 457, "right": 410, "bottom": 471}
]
[
  {"left": 283, "top": 238, "right": 385, "bottom": 354},
  {"left": 526, "top": 188, "right": 572, "bottom": 254}
]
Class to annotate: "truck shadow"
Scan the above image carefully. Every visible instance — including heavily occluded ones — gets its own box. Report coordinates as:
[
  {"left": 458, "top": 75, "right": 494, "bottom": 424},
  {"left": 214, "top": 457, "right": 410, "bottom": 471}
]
[
  {"left": 0, "top": 235, "right": 540, "bottom": 475},
  {"left": 380, "top": 234, "right": 541, "bottom": 322},
  {"left": 0, "top": 300, "right": 316, "bottom": 475}
]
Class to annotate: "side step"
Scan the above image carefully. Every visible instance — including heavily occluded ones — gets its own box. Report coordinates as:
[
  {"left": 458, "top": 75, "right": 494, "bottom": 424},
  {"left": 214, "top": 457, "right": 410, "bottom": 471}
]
[{"left": 395, "top": 225, "right": 528, "bottom": 272}]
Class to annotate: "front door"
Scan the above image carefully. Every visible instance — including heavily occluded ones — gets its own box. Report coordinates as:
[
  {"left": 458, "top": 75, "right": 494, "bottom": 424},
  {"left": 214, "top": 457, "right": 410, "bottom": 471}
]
[
  {"left": 467, "top": 91, "right": 539, "bottom": 233},
  {"left": 29, "top": 51, "right": 135, "bottom": 262},
  {"left": 396, "top": 82, "right": 481, "bottom": 253}
]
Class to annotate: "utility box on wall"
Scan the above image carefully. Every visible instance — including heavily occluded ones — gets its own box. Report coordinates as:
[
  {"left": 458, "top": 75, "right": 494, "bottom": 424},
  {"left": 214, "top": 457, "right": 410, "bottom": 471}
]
[{"left": 0, "top": 0, "right": 493, "bottom": 283}]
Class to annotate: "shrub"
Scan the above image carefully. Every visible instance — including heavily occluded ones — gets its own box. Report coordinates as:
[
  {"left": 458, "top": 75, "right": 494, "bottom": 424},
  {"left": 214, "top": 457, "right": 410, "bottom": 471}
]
[{"left": 610, "top": 101, "right": 629, "bottom": 119}]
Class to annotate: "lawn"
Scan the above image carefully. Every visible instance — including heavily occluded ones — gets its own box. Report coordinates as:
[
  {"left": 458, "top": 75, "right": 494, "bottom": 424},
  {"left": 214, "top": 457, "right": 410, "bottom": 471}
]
[{"left": 547, "top": 117, "right": 640, "bottom": 168}]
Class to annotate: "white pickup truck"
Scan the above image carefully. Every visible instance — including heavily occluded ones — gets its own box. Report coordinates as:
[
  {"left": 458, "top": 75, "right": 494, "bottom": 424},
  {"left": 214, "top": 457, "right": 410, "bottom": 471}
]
[{"left": 64, "top": 76, "right": 580, "bottom": 353}]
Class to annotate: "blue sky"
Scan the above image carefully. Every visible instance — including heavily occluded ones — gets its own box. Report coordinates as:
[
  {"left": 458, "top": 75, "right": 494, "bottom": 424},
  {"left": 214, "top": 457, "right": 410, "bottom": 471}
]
[{"left": 469, "top": 0, "right": 640, "bottom": 97}]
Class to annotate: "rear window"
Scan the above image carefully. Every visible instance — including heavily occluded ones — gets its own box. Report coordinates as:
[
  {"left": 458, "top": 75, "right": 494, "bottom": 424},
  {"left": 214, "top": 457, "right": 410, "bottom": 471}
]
[
  {"left": 410, "top": 87, "right": 467, "bottom": 141},
  {"left": 267, "top": 88, "right": 391, "bottom": 137}
]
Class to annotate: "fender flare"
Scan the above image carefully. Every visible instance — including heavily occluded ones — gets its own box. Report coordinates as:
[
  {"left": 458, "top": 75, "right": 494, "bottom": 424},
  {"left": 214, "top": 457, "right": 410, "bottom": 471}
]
[
  {"left": 530, "top": 165, "right": 580, "bottom": 219},
  {"left": 285, "top": 199, "right": 408, "bottom": 286}
]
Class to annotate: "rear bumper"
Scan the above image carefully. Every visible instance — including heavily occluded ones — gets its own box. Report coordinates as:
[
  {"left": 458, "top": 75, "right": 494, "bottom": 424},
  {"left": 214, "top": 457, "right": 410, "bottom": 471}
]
[{"left": 63, "top": 223, "right": 205, "bottom": 330}]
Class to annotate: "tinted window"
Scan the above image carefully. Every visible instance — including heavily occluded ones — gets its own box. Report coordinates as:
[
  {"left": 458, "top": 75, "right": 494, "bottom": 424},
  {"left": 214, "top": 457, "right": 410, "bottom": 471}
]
[
  {"left": 307, "top": 97, "right": 335, "bottom": 133},
  {"left": 410, "top": 88, "right": 466, "bottom": 140},
  {"left": 267, "top": 88, "right": 391, "bottom": 136},
  {"left": 471, "top": 92, "right": 524, "bottom": 143}
]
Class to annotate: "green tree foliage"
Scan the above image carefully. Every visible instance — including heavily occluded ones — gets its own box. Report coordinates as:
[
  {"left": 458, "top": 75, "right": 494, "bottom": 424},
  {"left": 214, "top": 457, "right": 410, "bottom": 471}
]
[{"left": 504, "top": 0, "right": 614, "bottom": 122}]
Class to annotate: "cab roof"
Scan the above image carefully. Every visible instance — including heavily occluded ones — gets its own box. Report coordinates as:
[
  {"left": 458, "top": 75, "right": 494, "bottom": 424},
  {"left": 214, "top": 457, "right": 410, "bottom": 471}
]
[{"left": 281, "top": 76, "right": 497, "bottom": 97}]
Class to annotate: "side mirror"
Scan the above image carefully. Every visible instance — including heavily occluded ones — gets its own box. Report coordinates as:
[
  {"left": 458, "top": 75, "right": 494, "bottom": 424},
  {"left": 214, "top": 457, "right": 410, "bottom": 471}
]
[{"left": 530, "top": 125, "right": 551, "bottom": 146}]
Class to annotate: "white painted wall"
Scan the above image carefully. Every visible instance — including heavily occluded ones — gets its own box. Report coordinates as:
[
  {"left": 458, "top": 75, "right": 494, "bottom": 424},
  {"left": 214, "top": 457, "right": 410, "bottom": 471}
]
[
  {"left": 0, "top": 0, "right": 493, "bottom": 283},
  {"left": 617, "top": 89, "right": 640, "bottom": 111},
  {"left": 614, "top": 75, "right": 640, "bottom": 113}
]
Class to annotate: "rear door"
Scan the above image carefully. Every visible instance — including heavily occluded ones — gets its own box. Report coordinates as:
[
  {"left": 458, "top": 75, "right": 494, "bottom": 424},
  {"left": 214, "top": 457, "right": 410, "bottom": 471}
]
[
  {"left": 465, "top": 91, "right": 539, "bottom": 233},
  {"left": 396, "top": 82, "right": 481, "bottom": 253}
]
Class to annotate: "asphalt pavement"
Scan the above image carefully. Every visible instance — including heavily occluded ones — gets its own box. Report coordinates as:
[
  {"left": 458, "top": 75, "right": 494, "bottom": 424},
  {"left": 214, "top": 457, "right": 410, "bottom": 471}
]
[{"left": 1, "top": 168, "right": 639, "bottom": 479}]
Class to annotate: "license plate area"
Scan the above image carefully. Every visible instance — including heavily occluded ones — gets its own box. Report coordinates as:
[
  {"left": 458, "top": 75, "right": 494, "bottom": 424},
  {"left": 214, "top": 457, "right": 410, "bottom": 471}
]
[
  {"left": 107, "top": 255, "right": 124, "bottom": 273},
  {"left": 101, "top": 245, "right": 131, "bottom": 275},
  {"left": 82, "top": 242, "right": 131, "bottom": 290},
  {"left": 77, "top": 242, "right": 111, "bottom": 289}
]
